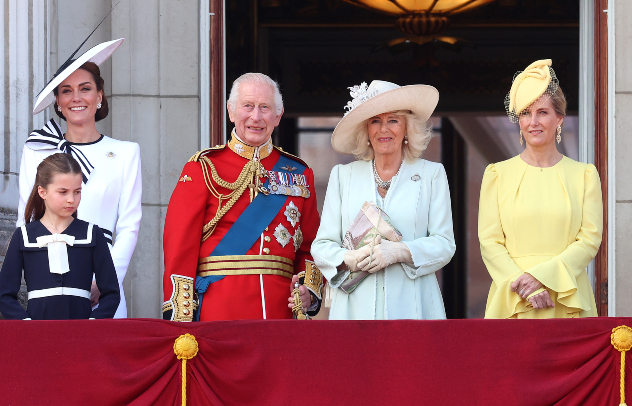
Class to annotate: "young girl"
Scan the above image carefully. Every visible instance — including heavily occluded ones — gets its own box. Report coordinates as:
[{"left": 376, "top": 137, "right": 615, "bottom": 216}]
[{"left": 0, "top": 153, "right": 119, "bottom": 319}]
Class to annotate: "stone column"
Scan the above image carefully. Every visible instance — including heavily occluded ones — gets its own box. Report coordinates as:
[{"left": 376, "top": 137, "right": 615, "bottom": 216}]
[
  {"left": 613, "top": 0, "right": 632, "bottom": 316},
  {"left": 111, "top": 0, "right": 201, "bottom": 318}
]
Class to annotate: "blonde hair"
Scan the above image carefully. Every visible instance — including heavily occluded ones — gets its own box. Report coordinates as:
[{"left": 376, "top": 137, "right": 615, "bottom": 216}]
[
  {"left": 349, "top": 110, "right": 432, "bottom": 162},
  {"left": 549, "top": 85, "right": 567, "bottom": 118}
]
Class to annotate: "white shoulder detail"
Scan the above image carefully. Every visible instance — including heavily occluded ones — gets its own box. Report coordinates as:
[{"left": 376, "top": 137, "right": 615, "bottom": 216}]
[
  {"left": 21, "top": 226, "right": 39, "bottom": 248},
  {"left": 74, "top": 223, "right": 94, "bottom": 245}
]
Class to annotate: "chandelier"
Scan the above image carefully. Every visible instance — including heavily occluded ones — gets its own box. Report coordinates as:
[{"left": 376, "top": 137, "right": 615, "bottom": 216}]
[{"left": 344, "top": 0, "right": 495, "bottom": 39}]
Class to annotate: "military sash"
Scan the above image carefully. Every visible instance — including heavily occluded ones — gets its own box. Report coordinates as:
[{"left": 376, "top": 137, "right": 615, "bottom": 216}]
[{"left": 194, "top": 154, "right": 307, "bottom": 319}]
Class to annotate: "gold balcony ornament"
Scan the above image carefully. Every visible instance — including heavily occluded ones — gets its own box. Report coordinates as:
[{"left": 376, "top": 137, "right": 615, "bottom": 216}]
[
  {"left": 174, "top": 334, "right": 199, "bottom": 406},
  {"left": 611, "top": 326, "right": 632, "bottom": 406},
  {"left": 345, "top": 0, "right": 495, "bottom": 45}
]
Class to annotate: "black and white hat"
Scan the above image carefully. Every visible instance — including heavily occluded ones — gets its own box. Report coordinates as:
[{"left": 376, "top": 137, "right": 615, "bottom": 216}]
[{"left": 32, "top": 38, "right": 124, "bottom": 115}]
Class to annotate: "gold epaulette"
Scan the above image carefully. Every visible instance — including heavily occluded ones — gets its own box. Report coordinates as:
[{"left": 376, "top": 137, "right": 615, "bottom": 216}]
[
  {"left": 188, "top": 145, "right": 225, "bottom": 162},
  {"left": 273, "top": 146, "right": 310, "bottom": 168}
]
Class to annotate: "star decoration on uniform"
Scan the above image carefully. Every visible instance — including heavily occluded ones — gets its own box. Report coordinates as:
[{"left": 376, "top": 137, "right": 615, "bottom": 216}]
[
  {"left": 284, "top": 201, "right": 301, "bottom": 227},
  {"left": 274, "top": 223, "right": 292, "bottom": 247}
]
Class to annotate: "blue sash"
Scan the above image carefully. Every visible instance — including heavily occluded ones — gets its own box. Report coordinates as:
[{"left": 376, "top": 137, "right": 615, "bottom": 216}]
[{"left": 195, "top": 153, "right": 306, "bottom": 320}]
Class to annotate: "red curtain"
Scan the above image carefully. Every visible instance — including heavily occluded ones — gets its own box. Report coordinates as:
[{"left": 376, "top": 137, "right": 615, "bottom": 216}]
[{"left": 0, "top": 317, "right": 630, "bottom": 405}]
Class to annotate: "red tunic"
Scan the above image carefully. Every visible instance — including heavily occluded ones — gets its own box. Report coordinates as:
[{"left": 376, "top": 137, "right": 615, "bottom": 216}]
[{"left": 163, "top": 143, "right": 320, "bottom": 321}]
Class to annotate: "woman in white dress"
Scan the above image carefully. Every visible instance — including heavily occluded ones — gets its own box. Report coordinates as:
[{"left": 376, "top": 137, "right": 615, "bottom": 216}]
[
  {"left": 311, "top": 80, "right": 455, "bottom": 320},
  {"left": 17, "top": 39, "right": 141, "bottom": 318}
]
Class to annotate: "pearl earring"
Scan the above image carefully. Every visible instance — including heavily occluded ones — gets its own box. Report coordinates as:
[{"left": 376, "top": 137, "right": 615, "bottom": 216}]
[
  {"left": 367, "top": 139, "right": 370, "bottom": 146},
  {"left": 97, "top": 102, "right": 102, "bottom": 109},
  {"left": 57, "top": 105, "right": 61, "bottom": 112},
  {"left": 404, "top": 135, "right": 408, "bottom": 145}
]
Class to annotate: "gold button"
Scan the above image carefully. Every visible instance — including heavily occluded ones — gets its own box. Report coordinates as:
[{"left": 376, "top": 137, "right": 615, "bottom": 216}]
[
  {"left": 264, "top": 236, "right": 271, "bottom": 242},
  {"left": 183, "top": 301, "right": 190, "bottom": 307},
  {"left": 183, "top": 309, "right": 190, "bottom": 315},
  {"left": 183, "top": 284, "right": 190, "bottom": 291},
  {"left": 183, "top": 292, "right": 190, "bottom": 299},
  {"left": 263, "top": 248, "right": 270, "bottom": 254},
  {"left": 265, "top": 227, "right": 269, "bottom": 231}
]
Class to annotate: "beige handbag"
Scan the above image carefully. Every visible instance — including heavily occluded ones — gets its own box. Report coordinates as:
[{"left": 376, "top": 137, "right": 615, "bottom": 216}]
[{"left": 332, "top": 201, "right": 402, "bottom": 294}]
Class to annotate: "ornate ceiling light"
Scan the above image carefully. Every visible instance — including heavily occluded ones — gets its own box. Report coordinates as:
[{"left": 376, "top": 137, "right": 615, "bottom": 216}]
[{"left": 345, "top": 0, "right": 496, "bottom": 39}]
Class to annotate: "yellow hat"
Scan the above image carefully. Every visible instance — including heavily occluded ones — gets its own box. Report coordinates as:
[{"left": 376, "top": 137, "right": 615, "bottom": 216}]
[{"left": 505, "top": 59, "right": 558, "bottom": 123}]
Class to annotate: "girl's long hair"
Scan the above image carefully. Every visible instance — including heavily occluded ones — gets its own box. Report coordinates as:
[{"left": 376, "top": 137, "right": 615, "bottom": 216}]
[{"left": 24, "top": 153, "right": 83, "bottom": 223}]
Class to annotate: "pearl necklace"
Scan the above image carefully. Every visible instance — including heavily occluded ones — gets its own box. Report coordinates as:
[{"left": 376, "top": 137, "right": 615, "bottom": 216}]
[{"left": 372, "top": 159, "right": 402, "bottom": 190}]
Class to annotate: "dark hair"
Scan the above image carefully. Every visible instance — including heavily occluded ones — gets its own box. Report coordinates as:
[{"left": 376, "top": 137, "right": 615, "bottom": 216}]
[
  {"left": 53, "top": 62, "right": 109, "bottom": 122},
  {"left": 24, "top": 153, "right": 83, "bottom": 223}
]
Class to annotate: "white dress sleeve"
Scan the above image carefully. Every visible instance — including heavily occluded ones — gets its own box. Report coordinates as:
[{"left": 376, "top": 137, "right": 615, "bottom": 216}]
[
  {"left": 110, "top": 143, "right": 142, "bottom": 284},
  {"left": 17, "top": 147, "right": 38, "bottom": 227}
]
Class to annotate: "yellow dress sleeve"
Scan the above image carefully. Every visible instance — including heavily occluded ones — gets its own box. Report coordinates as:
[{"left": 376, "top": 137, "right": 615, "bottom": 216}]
[
  {"left": 525, "top": 164, "right": 602, "bottom": 314},
  {"left": 478, "top": 164, "right": 525, "bottom": 318}
]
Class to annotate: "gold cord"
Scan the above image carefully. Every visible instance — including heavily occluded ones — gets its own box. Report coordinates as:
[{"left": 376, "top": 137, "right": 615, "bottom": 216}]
[
  {"left": 181, "top": 359, "right": 188, "bottom": 405},
  {"left": 174, "top": 334, "right": 199, "bottom": 406},
  {"left": 292, "top": 284, "right": 307, "bottom": 319},
  {"left": 621, "top": 351, "right": 626, "bottom": 406},
  {"left": 199, "top": 156, "right": 265, "bottom": 241},
  {"left": 611, "top": 326, "right": 632, "bottom": 406}
]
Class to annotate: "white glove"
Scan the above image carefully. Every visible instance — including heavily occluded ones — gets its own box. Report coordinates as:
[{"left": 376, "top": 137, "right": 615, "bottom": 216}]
[
  {"left": 343, "top": 245, "right": 372, "bottom": 273},
  {"left": 358, "top": 236, "right": 412, "bottom": 274}
]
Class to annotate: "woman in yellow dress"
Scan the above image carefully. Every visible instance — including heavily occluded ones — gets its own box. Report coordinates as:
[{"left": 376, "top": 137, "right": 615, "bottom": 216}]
[{"left": 479, "top": 59, "right": 603, "bottom": 319}]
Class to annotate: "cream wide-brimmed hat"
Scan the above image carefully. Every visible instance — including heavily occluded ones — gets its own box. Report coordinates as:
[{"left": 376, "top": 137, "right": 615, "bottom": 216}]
[
  {"left": 33, "top": 38, "right": 124, "bottom": 115},
  {"left": 331, "top": 80, "right": 439, "bottom": 155}
]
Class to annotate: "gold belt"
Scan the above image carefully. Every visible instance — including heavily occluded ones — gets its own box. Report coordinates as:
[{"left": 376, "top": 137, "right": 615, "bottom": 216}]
[{"left": 197, "top": 254, "right": 294, "bottom": 279}]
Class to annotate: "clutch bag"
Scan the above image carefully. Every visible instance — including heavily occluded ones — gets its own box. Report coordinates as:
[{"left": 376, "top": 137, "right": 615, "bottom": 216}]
[{"left": 332, "top": 201, "right": 402, "bottom": 294}]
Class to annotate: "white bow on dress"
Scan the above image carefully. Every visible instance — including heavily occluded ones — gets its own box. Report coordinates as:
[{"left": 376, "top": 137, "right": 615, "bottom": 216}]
[{"left": 36, "top": 233, "right": 76, "bottom": 275}]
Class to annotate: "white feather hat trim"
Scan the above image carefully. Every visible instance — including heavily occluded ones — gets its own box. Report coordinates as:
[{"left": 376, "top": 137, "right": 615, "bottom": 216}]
[{"left": 331, "top": 80, "right": 439, "bottom": 155}]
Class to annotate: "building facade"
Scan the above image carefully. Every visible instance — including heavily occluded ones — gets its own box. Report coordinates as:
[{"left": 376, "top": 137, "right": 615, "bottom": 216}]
[{"left": 0, "top": 0, "right": 629, "bottom": 317}]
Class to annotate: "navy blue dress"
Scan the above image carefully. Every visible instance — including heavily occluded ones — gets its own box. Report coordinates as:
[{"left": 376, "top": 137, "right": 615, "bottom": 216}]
[{"left": 0, "top": 219, "right": 120, "bottom": 320}]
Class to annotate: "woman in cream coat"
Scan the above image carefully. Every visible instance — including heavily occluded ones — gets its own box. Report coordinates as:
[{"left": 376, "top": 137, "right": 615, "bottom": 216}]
[{"left": 311, "top": 80, "right": 455, "bottom": 320}]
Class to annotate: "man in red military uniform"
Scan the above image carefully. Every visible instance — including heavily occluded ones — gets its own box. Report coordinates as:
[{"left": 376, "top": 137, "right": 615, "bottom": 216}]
[{"left": 162, "top": 73, "right": 323, "bottom": 321}]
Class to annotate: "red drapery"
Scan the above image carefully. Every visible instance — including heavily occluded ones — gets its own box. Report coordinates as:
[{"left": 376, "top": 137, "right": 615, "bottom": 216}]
[{"left": 0, "top": 317, "right": 630, "bottom": 405}]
